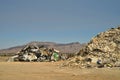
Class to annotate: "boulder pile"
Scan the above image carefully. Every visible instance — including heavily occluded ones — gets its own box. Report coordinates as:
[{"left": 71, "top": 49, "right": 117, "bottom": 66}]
[{"left": 62, "top": 26, "right": 120, "bottom": 68}]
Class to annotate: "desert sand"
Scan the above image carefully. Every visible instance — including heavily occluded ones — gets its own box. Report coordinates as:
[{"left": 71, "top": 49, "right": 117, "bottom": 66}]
[{"left": 0, "top": 62, "right": 120, "bottom": 80}]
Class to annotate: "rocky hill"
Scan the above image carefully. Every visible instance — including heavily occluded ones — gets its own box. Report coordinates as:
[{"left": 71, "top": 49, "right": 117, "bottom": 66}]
[
  {"left": 0, "top": 42, "right": 85, "bottom": 55},
  {"left": 63, "top": 26, "right": 120, "bottom": 68}
]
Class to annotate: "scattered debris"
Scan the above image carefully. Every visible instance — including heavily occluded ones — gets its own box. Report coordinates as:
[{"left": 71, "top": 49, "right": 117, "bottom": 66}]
[
  {"left": 62, "top": 26, "right": 120, "bottom": 68},
  {"left": 8, "top": 45, "right": 60, "bottom": 62}
]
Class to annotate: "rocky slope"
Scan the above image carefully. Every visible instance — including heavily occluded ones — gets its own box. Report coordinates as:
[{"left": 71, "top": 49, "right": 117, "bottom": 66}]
[{"left": 63, "top": 27, "right": 120, "bottom": 68}]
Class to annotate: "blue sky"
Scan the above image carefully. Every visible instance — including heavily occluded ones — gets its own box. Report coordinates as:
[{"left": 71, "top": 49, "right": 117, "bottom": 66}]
[{"left": 0, "top": 0, "right": 120, "bottom": 49}]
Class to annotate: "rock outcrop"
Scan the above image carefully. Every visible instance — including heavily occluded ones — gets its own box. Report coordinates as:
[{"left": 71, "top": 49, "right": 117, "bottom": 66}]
[{"left": 63, "top": 26, "right": 120, "bottom": 68}]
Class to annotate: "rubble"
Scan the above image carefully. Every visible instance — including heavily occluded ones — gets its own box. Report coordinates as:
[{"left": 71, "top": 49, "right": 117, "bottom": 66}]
[
  {"left": 8, "top": 45, "right": 60, "bottom": 62},
  {"left": 62, "top": 26, "right": 120, "bottom": 68}
]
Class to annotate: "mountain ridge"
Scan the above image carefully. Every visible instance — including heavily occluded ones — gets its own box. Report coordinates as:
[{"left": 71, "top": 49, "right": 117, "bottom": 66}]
[{"left": 0, "top": 41, "right": 86, "bottom": 55}]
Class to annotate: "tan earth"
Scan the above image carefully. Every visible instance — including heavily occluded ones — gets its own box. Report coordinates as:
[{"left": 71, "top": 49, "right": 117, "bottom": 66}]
[{"left": 0, "top": 61, "right": 120, "bottom": 80}]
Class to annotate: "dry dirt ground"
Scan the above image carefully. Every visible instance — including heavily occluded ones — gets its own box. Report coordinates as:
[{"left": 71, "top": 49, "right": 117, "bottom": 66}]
[
  {"left": 0, "top": 61, "right": 120, "bottom": 80},
  {"left": 0, "top": 56, "right": 10, "bottom": 62}
]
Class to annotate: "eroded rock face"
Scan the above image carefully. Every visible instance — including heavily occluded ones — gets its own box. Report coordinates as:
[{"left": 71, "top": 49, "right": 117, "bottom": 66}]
[{"left": 63, "top": 27, "right": 120, "bottom": 68}]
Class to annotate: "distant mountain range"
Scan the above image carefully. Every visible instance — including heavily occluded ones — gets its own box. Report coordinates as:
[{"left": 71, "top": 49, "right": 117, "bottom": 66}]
[{"left": 0, "top": 41, "right": 86, "bottom": 55}]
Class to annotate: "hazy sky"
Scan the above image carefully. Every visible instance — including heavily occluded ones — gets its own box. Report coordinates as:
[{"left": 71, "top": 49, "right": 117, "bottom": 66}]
[{"left": 0, "top": 0, "right": 120, "bottom": 49}]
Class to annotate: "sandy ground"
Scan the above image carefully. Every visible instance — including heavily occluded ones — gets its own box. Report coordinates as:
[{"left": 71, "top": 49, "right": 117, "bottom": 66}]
[
  {"left": 0, "top": 62, "right": 120, "bottom": 80},
  {"left": 0, "top": 56, "right": 9, "bottom": 62}
]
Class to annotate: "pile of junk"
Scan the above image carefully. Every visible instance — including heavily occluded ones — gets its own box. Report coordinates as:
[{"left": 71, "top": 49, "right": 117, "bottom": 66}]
[{"left": 8, "top": 45, "right": 60, "bottom": 62}]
